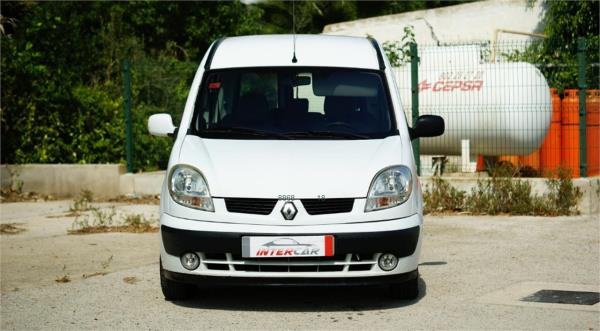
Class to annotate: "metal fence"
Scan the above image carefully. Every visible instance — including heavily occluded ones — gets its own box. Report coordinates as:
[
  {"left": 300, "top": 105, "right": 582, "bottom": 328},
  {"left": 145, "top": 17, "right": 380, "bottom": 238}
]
[
  {"left": 122, "top": 57, "right": 197, "bottom": 172},
  {"left": 395, "top": 38, "right": 599, "bottom": 177}
]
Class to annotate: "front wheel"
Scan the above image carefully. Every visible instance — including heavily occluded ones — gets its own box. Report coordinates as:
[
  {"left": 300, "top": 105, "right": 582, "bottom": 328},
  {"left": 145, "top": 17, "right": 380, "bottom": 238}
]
[
  {"left": 160, "top": 259, "right": 194, "bottom": 301},
  {"left": 389, "top": 271, "right": 419, "bottom": 300}
]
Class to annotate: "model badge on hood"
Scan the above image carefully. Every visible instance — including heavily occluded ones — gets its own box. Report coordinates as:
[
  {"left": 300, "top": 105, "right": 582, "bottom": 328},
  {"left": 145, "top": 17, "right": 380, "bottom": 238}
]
[{"left": 281, "top": 202, "right": 297, "bottom": 220}]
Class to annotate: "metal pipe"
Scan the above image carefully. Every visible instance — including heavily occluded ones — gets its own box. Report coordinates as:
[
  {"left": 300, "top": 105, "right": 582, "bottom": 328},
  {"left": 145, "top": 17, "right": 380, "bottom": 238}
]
[{"left": 491, "top": 29, "right": 547, "bottom": 62}]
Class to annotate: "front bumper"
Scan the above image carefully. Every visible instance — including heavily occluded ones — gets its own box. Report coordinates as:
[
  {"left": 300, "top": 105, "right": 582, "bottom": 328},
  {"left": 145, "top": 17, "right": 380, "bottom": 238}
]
[
  {"left": 162, "top": 225, "right": 419, "bottom": 258},
  {"left": 163, "top": 269, "right": 418, "bottom": 287},
  {"left": 160, "top": 213, "right": 422, "bottom": 279}
]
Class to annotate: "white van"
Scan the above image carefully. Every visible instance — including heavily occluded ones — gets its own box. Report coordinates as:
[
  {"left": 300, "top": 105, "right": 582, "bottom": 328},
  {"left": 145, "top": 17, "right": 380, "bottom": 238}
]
[{"left": 148, "top": 35, "right": 444, "bottom": 301}]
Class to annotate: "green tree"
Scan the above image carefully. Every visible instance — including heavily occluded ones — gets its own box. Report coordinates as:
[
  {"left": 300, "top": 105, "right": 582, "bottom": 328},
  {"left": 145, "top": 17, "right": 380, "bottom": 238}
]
[
  {"left": 542, "top": 0, "right": 599, "bottom": 90},
  {"left": 1, "top": 2, "right": 112, "bottom": 163},
  {"left": 0, "top": 1, "right": 463, "bottom": 169},
  {"left": 255, "top": 1, "right": 357, "bottom": 34},
  {"left": 0, "top": 2, "right": 265, "bottom": 167}
]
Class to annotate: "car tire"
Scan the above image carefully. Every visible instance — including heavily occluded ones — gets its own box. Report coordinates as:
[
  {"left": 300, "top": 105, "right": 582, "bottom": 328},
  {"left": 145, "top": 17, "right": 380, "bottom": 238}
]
[
  {"left": 389, "top": 271, "right": 419, "bottom": 300},
  {"left": 160, "top": 259, "right": 194, "bottom": 301}
]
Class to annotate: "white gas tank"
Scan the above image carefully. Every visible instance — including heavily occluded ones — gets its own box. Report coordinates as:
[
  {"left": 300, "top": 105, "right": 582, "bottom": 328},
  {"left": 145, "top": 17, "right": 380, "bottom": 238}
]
[{"left": 395, "top": 61, "right": 551, "bottom": 156}]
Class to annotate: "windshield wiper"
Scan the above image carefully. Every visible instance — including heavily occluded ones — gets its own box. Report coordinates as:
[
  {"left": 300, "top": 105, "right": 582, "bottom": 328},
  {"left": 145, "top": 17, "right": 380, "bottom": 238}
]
[
  {"left": 201, "top": 127, "right": 290, "bottom": 139},
  {"left": 283, "top": 131, "right": 370, "bottom": 139}
]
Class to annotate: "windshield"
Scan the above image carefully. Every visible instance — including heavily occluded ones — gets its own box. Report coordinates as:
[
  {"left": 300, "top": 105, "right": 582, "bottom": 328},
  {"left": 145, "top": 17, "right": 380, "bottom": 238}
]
[{"left": 192, "top": 67, "right": 396, "bottom": 140}]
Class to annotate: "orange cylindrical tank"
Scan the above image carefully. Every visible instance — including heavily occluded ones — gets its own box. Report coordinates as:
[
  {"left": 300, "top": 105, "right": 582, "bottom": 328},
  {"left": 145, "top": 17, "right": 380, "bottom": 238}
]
[
  {"left": 540, "top": 88, "right": 562, "bottom": 176},
  {"left": 587, "top": 90, "right": 600, "bottom": 176},
  {"left": 476, "top": 155, "right": 485, "bottom": 172},
  {"left": 561, "top": 89, "right": 580, "bottom": 177},
  {"left": 519, "top": 150, "right": 540, "bottom": 170}
]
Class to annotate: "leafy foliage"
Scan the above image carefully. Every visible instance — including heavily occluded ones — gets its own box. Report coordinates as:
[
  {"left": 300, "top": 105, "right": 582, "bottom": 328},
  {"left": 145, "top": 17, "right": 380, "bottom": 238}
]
[
  {"left": 1, "top": 2, "right": 249, "bottom": 168},
  {"left": 542, "top": 0, "right": 599, "bottom": 90},
  {"left": 381, "top": 25, "right": 416, "bottom": 67},
  {"left": 501, "top": 0, "right": 599, "bottom": 90}
]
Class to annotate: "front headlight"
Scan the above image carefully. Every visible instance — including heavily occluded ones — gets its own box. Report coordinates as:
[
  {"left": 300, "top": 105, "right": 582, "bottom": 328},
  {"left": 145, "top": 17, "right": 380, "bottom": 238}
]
[
  {"left": 365, "top": 165, "right": 413, "bottom": 212},
  {"left": 168, "top": 165, "right": 214, "bottom": 211}
]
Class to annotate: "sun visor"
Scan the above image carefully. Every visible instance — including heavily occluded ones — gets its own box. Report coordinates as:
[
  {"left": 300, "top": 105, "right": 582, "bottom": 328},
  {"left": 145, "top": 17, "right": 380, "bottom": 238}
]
[{"left": 312, "top": 72, "right": 380, "bottom": 97}]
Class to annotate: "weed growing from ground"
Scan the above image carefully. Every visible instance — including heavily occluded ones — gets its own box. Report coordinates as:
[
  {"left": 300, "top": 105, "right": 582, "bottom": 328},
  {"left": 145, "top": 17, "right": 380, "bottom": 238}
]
[
  {"left": 69, "top": 207, "right": 158, "bottom": 234},
  {"left": 122, "top": 214, "right": 157, "bottom": 232},
  {"left": 69, "top": 190, "right": 94, "bottom": 215},
  {"left": 69, "top": 207, "right": 116, "bottom": 233}
]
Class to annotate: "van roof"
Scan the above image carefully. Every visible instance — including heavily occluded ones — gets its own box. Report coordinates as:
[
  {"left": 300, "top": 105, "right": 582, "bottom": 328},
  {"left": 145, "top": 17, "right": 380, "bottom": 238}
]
[{"left": 207, "top": 35, "right": 382, "bottom": 70}]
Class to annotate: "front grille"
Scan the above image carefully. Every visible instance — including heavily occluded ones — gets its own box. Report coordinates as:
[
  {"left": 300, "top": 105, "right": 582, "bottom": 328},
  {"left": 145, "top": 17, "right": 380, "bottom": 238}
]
[
  {"left": 223, "top": 198, "right": 354, "bottom": 215},
  {"left": 199, "top": 252, "right": 376, "bottom": 273},
  {"left": 224, "top": 198, "right": 278, "bottom": 215},
  {"left": 301, "top": 198, "right": 354, "bottom": 215}
]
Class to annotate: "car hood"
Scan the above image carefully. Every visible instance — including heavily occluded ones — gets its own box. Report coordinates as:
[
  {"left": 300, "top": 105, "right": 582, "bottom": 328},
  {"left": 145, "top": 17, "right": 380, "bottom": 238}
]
[{"left": 176, "top": 135, "right": 405, "bottom": 199}]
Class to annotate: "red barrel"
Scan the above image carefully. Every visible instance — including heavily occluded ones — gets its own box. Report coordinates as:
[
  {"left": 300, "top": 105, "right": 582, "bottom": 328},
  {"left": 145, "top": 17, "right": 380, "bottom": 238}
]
[
  {"left": 561, "top": 89, "right": 580, "bottom": 178},
  {"left": 476, "top": 155, "right": 485, "bottom": 172},
  {"left": 587, "top": 90, "right": 600, "bottom": 176},
  {"left": 540, "top": 88, "right": 562, "bottom": 176}
]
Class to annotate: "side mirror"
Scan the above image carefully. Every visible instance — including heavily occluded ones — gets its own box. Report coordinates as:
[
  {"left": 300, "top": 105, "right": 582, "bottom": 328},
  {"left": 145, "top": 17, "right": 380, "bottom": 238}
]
[
  {"left": 410, "top": 115, "right": 445, "bottom": 140},
  {"left": 148, "top": 114, "right": 176, "bottom": 137}
]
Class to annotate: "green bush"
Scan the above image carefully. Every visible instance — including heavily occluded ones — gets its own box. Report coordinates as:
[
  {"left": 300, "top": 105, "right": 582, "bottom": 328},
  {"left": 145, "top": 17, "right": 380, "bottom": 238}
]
[
  {"left": 423, "top": 169, "right": 582, "bottom": 216},
  {"left": 535, "top": 168, "right": 583, "bottom": 216},
  {"left": 464, "top": 175, "right": 534, "bottom": 215},
  {"left": 422, "top": 176, "right": 465, "bottom": 214},
  {"left": 70, "top": 87, "right": 125, "bottom": 164}
]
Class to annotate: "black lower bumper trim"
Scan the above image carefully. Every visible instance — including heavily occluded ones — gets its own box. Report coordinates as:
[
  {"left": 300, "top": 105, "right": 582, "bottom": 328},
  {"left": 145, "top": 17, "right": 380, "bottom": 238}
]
[
  {"left": 161, "top": 224, "right": 420, "bottom": 257},
  {"left": 163, "top": 269, "right": 418, "bottom": 287}
]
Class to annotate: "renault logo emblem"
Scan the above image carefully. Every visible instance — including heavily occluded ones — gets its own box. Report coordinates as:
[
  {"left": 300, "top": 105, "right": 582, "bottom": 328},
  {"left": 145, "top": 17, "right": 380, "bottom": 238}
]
[{"left": 281, "top": 202, "right": 297, "bottom": 220}]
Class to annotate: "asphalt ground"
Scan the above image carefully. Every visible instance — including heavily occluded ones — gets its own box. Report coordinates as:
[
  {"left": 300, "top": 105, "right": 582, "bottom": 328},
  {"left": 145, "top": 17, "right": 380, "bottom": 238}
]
[{"left": 1, "top": 201, "right": 598, "bottom": 330}]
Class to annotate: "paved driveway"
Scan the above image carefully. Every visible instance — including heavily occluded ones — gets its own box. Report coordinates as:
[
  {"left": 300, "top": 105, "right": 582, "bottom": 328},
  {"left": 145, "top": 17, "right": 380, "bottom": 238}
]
[{"left": 1, "top": 201, "right": 598, "bottom": 330}]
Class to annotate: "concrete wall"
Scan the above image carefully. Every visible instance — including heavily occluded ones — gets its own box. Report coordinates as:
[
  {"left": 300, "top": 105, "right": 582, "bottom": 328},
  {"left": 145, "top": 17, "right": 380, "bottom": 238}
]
[
  {"left": 0, "top": 164, "right": 125, "bottom": 198},
  {"left": 1, "top": 164, "right": 165, "bottom": 198},
  {"left": 119, "top": 171, "right": 165, "bottom": 196},
  {"left": 323, "top": 0, "right": 546, "bottom": 44}
]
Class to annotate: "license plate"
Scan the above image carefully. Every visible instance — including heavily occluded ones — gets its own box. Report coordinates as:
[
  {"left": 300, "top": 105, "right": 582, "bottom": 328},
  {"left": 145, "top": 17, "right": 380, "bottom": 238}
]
[{"left": 242, "top": 235, "right": 334, "bottom": 258}]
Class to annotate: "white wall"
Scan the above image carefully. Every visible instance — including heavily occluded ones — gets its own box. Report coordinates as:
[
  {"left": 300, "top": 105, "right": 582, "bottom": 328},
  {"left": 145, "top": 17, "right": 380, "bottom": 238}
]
[
  {"left": 323, "top": 0, "right": 546, "bottom": 44},
  {"left": 1, "top": 164, "right": 125, "bottom": 198}
]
